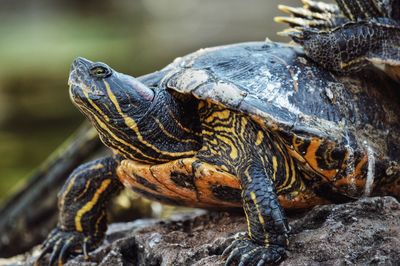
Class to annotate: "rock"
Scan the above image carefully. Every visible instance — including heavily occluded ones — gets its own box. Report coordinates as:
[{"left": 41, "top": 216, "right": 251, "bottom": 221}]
[
  {"left": 283, "top": 196, "right": 400, "bottom": 266},
  {"left": 65, "top": 209, "right": 241, "bottom": 266},
  {"left": 3, "top": 197, "right": 400, "bottom": 266}
]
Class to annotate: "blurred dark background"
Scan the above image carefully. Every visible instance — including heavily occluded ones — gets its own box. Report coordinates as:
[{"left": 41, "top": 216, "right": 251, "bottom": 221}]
[{"left": 0, "top": 0, "right": 305, "bottom": 202}]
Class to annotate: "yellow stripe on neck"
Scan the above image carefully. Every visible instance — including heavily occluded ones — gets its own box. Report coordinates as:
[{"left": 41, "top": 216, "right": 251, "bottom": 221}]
[{"left": 104, "top": 81, "right": 196, "bottom": 158}]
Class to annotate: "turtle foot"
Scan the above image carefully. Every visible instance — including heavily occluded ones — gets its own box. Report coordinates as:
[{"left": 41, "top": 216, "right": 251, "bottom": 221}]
[
  {"left": 35, "top": 227, "right": 95, "bottom": 266},
  {"left": 223, "top": 237, "right": 286, "bottom": 266}
]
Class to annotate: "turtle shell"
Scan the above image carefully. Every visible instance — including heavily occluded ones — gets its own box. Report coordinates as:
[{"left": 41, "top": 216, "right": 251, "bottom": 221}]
[{"left": 163, "top": 41, "right": 400, "bottom": 195}]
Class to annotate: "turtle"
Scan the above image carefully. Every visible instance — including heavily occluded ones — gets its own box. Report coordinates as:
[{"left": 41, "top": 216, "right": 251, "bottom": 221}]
[
  {"left": 274, "top": 0, "right": 400, "bottom": 83},
  {"left": 36, "top": 41, "right": 400, "bottom": 266}
]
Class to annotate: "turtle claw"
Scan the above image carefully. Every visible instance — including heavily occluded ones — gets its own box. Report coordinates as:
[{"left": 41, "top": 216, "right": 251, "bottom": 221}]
[
  {"left": 223, "top": 238, "right": 286, "bottom": 266},
  {"left": 275, "top": 0, "right": 346, "bottom": 32},
  {"left": 301, "top": 0, "right": 340, "bottom": 14},
  {"left": 34, "top": 246, "right": 51, "bottom": 266},
  {"left": 278, "top": 4, "right": 326, "bottom": 20},
  {"left": 48, "top": 242, "right": 63, "bottom": 266},
  {"left": 35, "top": 228, "right": 90, "bottom": 266},
  {"left": 82, "top": 239, "right": 89, "bottom": 260},
  {"left": 54, "top": 240, "right": 73, "bottom": 266},
  {"left": 275, "top": 16, "right": 328, "bottom": 28}
]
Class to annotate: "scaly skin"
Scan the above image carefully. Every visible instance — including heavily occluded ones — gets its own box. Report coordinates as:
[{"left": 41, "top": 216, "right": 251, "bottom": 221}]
[
  {"left": 36, "top": 58, "right": 292, "bottom": 265},
  {"left": 36, "top": 157, "right": 122, "bottom": 265},
  {"left": 36, "top": 44, "right": 400, "bottom": 265},
  {"left": 288, "top": 18, "right": 400, "bottom": 73},
  {"left": 275, "top": 0, "right": 400, "bottom": 79}
]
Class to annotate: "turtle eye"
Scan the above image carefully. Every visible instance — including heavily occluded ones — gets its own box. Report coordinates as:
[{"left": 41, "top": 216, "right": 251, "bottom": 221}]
[{"left": 89, "top": 64, "right": 112, "bottom": 78}]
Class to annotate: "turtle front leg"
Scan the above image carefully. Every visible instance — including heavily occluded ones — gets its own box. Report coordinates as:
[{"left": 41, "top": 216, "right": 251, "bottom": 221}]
[
  {"left": 36, "top": 157, "right": 123, "bottom": 266},
  {"left": 223, "top": 163, "right": 289, "bottom": 266}
]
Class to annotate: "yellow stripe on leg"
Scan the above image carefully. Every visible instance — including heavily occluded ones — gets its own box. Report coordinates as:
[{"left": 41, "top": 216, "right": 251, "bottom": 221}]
[{"left": 75, "top": 179, "right": 112, "bottom": 232}]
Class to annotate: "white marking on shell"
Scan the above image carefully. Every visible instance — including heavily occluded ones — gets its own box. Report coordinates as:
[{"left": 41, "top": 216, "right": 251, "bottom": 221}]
[
  {"left": 258, "top": 66, "right": 303, "bottom": 115},
  {"left": 364, "top": 143, "right": 375, "bottom": 197},
  {"left": 194, "top": 81, "right": 245, "bottom": 107},
  {"left": 290, "top": 65, "right": 301, "bottom": 82},
  {"left": 167, "top": 69, "right": 210, "bottom": 93},
  {"left": 307, "top": 85, "right": 315, "bottom": 93},
  {"left": 272, "top": 90, "right": 303, "bottom": 115},
  {"left": 325, "top": 87, "right": 334, "bottom": 102}
]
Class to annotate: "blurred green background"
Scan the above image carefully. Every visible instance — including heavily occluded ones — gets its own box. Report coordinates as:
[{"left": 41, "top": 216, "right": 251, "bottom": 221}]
[{"left": 0, "top": 0, "right": 302, "bottom": 202}]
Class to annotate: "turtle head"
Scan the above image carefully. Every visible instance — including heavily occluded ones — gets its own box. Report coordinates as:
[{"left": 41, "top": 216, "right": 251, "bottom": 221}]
[
  {"left": 69, "top": 57, "right": 154, "bottom": 121},
  {"left": 68, "top": 57, "right": 157, "bottom": 158},
  {"left": 68, "top": 57, "right": 201, "bottom": 162},
  {"left": 68, "top": 57, "right": 154, "bottom": 123}
]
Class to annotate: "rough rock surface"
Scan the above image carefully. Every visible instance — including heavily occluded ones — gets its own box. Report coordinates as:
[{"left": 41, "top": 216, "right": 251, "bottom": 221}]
[{"left": 5, "top": 196, "right": 400, "bottom": 266}]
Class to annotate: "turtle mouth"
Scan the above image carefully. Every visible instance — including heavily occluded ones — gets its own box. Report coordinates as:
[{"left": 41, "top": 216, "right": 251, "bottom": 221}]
[
  {"left": 68, "top": 69, "right": 87, "bottom": 106},
  {"left": 69, "top": 57, "right": 91, "bottom": 102}
]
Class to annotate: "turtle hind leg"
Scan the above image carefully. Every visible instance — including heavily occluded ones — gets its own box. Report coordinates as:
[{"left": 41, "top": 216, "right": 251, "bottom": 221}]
[
  {"left": 35, "top": 157, "right": 123, "bottom": 265},
  {"left": 286, "top": 19, "right": 400, "bottom": 73}
]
